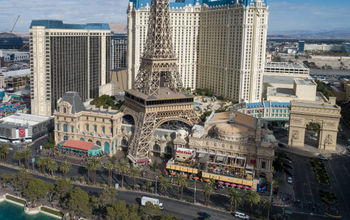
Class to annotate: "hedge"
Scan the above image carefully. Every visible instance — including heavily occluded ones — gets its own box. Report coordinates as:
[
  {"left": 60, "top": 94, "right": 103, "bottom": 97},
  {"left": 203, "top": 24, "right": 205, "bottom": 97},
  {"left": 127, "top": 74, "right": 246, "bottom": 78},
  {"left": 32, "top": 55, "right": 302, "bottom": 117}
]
[
  {"left": 41, "top": 206, "right": 64, "bottom": 217},
  {"left": 5, "top": 195, "right": 26, "bottom": 205}
]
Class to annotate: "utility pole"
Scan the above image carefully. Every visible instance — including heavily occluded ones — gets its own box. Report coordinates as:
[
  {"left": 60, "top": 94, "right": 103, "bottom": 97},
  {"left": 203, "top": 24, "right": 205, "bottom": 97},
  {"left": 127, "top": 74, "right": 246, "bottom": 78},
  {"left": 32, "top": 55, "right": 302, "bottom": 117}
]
[
  {"left": 194, "top": 180, "right": 197, "bottom": 203},
  {"left": 267, "top": 180, "right": 274, "bottom": 220}
]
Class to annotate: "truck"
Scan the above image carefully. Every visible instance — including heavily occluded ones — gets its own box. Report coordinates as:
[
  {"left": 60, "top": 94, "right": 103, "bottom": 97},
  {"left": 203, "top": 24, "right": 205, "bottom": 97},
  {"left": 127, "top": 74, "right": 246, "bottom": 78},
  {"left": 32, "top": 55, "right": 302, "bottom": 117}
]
[{"left": 141, "top": 196, "right": 163, "bottom": 209}]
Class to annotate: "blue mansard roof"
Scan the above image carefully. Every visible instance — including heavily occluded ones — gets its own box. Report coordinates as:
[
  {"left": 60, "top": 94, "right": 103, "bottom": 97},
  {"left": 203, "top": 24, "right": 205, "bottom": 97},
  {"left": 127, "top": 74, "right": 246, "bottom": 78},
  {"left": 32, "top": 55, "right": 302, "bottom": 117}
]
[
  {"left": 30, "top": 20, "right": 110, "bottom": 30},
  {"left": 130, "top": 0, "right": 267, "bottom": 10}
]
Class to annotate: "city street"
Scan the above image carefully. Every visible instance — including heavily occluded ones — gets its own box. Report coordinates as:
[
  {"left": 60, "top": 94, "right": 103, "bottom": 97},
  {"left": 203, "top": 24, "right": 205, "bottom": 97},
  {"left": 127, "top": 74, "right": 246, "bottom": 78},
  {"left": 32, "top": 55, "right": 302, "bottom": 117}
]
[{"left": 0, "top": 165, "right": 234, "bottom": 220}]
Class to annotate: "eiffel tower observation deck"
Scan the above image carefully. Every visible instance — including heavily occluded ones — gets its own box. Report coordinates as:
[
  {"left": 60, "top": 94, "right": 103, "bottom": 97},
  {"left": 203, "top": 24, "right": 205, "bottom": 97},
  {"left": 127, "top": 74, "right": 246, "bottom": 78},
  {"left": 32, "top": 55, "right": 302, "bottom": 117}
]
[{"left": 121, "top": 0, "right": 198, "bottom": 164}]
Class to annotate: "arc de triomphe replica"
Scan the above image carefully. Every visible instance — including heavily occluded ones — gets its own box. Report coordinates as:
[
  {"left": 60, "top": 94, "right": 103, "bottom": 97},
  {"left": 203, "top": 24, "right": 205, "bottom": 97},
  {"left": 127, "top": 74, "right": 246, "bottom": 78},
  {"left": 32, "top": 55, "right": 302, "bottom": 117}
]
[{"left": 288, "top": 100, "right": 341, "bottom": 151}]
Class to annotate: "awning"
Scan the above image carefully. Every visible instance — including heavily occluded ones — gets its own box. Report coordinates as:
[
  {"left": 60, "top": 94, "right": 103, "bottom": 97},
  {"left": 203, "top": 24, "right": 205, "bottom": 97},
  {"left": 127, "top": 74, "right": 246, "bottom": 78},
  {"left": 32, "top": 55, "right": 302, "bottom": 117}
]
[
  {"left": 231, "top": 184, "right": 237, "bottom": 187},
  {"left": 218, "top": 181, "right": 224, "bottom": 184},
  {"left": 136, "top": 158, "right": 149, "bottom": 163}
]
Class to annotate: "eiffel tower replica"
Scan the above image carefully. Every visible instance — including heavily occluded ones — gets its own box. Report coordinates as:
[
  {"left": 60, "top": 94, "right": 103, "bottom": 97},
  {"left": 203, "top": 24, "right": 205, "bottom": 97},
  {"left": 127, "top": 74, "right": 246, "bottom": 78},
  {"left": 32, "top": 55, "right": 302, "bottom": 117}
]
[{"left": 121, "top": 0, "right": 198, "bottom": 164}]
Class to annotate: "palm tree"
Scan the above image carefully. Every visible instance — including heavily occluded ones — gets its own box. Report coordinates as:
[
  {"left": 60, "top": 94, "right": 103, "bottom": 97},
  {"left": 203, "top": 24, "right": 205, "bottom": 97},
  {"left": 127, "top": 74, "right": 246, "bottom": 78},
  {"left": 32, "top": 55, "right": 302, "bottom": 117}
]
[
  {"left": 203, "top": 183, "right": 213, "bottom": 206},
  {"left": 0, "top": 143, "right": 9, "bottom": 161},
  {"left": 159, "top": 176, "right": 169, "bottom": 196},
  {"left": 88, "top": 158, "right": 101, "bottom": 185},
  {"left": 146, "top": 180, "right": 152, "bottom": 192},
  {"left": 259, "top": 199, "right": 271, "bottom": 217},
  {"left": 59, "top": 161, "right": 71, "bottom": 177},
  {"left": 180, "top": 177, "right": 188, "bottom": 200},
  {"left": 228, "top": 187, "right": 242, "bottom": 213},
  {"left": 117, "top": 159, "right": 130, "bottom": 188},
  {"left": 272, "top": 179, "right": 282, "bottom": 200},
  {"left": 23, "top": 149, "right": 31, "bottom": 169},
  {"left": 106, "top": 162, "right": 114, "bottom": 186},
  {"left": 174, "top": 174, "right": 184, "bottom": 199},
  {"left": 245, "top": 190, "right": 260, "bottom": 214},
  {"left": 46, "top": 158, "right": 58, "bottom": 176},
  {"left": 13, "top": 151, "right": 23, "bottom": 166},
  {"left": 87, "top": 161, "right": 93, "bottom": 184},
  {"left": 129, "top": 167, "right": 140, "bottom": 189},
  {"left": 36, "top": 158, "right": 46, "bottom": 173}
]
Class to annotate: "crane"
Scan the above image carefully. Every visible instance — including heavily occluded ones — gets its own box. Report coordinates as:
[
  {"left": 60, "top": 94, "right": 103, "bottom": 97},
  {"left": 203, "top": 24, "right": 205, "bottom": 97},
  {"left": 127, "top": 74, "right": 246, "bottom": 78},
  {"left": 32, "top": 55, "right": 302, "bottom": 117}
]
[{"left": 11, "top": 15, "right": 20, "bottom": 32}]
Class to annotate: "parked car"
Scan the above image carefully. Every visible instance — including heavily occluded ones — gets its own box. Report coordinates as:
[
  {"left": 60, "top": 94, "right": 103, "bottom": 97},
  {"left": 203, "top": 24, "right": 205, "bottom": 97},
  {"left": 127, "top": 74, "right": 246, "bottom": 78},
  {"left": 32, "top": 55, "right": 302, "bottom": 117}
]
[
  {"left": 319, "top": 155, "right": 328, "bottom": 161},
  {"left": 234, "top": 211, "right": 249, "bottom": 219},
  {"left": 287, "top": 177, "right": 293, "bottom": 184}
]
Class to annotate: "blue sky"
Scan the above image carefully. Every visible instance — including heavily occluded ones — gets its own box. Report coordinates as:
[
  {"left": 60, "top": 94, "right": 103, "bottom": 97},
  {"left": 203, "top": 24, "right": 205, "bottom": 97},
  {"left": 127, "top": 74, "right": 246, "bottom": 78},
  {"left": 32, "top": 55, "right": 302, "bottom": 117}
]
[{"left": 0, "top": 0, "right": 349, "bottom": 33}]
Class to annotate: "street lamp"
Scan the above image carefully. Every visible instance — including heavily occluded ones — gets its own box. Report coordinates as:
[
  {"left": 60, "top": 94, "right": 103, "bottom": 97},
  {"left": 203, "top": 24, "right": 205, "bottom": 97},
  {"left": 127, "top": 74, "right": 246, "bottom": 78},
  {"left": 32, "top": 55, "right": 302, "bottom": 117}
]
[{"left": 155, "top": 176, "right": 158, "bottom": 194}]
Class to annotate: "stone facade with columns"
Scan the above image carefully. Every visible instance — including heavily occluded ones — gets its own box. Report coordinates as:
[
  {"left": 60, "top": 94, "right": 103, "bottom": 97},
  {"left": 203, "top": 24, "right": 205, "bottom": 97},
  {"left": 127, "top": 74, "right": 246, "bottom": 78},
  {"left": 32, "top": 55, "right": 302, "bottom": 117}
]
[{"left": 184, "top": 111, "right": 276, "bottom": 181}]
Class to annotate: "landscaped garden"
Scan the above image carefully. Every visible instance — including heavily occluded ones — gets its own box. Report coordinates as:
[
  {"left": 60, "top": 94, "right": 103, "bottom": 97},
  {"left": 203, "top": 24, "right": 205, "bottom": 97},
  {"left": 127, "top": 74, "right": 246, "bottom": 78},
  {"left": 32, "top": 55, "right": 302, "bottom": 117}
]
[{"left": 310, "top": 159, "right": 330, "bottom": 185}]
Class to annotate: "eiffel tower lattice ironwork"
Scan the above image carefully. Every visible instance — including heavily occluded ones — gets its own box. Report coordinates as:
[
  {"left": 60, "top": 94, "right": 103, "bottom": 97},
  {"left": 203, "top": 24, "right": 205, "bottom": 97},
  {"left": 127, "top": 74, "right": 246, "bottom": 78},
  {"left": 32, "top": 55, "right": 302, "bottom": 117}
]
[{"left": 121, "top": 0, "right": 198, "bottom": 164}]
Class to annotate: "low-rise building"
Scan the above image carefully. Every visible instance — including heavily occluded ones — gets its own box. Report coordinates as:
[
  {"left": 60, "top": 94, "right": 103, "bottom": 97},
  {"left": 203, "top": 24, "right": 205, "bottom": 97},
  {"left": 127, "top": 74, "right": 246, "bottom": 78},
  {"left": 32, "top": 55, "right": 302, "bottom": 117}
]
[
  {"left": 264, "top": 62, "right": 310, "bottom": 78},
  {"left": 0, "top": 113, "right": 53, "bottom": 143},
  {"left": 330, "top": 79, "right": 350, "bottom": 103},
  {"left": 167, "top": 111, "right": 276, "bottom": 186}
]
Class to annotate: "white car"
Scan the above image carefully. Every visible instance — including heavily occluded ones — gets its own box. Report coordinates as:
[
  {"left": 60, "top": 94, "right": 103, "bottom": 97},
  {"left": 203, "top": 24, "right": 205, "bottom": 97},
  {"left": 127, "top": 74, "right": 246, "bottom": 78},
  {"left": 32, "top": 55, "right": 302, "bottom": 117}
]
[
  {"left": 287, "top": 177, "right": 293, "bottom": 184},
  {"left": 235, "top": 211, "right": 249, "bottom": 219}
]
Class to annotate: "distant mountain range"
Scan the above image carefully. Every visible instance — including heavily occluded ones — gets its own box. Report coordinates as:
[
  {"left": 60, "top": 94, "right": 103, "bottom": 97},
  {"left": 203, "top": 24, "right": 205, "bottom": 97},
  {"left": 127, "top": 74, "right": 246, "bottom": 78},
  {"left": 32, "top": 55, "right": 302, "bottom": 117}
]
[
  {"left": 268, "top": 29, "right": 350, "bottom": 40},
  {"left": 110, "top": 23, "right": 127, "bottom": 34}
]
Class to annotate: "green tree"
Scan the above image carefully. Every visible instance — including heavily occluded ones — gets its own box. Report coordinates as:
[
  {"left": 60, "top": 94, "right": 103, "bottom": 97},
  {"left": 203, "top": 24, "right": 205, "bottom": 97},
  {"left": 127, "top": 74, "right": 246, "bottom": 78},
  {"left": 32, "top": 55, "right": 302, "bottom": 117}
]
[
  {"left": 117, "top": 159, "right": 130, "bottom": 188},
  {"left": 64, "top": 187, "right": 91, "bottom": 218},
  {"left": 106, "top": 201, "right": 134, "bottom": 220},
  {"left": 23, "top": 178, "right": 49, "bottom": 206},
  {"left": 174, "top": 175, "right": 184, "bottom": 199},
  {"left": 179, "top": 177, "right": 188, "bottom": 200},
  {"left": 59, "top": 161, "right": 71, "bottom": 177},
  {"left": 203, "top": 183, "right": 213, "bottom": 206},
  {"left": 143, "top": 202, "right": 162, "bottom": 219},
  {"left": 129, "top": 167, "right": 140, "bottom": 189},
  {"left": 86, "top": 161, "right": 93, "bottom": 184},
  {"left": 228, "top": 187, "right": 242, "bottom": 213},
  {"left": 0, "top": 143, "right": 10, "bottom": 161},
  {"left": 1, "top": 173, "right": 13, "bottom": 188},
  {"left": 98, "top": 187, "right": 118, "bottom": 208},
  {"left": 88, "top": 158, "right": 101, "bottom": 185},
  {"left": 106, "top": 161, "right": 114, "bottom": 186},
  {"left": 54, "top": 178, "right": 73, "bottom": 200},
  {"left": 245, "top": 190, "right": 260, "bottom": 214},
  {"left": 259, "top": 199, "right": 271, "bottom": 217},
  {"left": 159, "top": 176, "right": 170, "bottom": 196},
  {"left": 36, "top": 158, "right": 47, "bottom": 173},
  {"left": 146, "top": 180, "right": 152, "bottom": 192},
  {"left": 12, "top": 169, "right": 32, "bottom": 193},
  {"left": 161, "top": 214, "right": 181, "bottom": 220},
  {"left": 46, "top": 158, "right": 58, "bottom": 176},
  {"left": 23, "top": 149, "right": 32, "bottom": 169},
  {"left": 13, "top": 151, "right": 24, "bottom": 166}
]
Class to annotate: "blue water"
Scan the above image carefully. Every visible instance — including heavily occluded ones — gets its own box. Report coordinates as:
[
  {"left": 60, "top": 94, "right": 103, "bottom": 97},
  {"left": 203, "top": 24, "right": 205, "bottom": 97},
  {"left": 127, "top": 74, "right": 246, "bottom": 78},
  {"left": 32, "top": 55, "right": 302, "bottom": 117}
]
[{"left": 0, "top": 201, "right": 57, "bottom": 220}]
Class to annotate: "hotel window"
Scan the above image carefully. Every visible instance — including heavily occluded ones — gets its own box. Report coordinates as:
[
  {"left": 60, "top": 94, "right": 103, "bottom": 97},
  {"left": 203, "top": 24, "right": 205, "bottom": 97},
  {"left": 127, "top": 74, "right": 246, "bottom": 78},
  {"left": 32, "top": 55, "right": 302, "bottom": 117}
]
[
  {"left": 71, "top": 126, "right": 74, "bottom": 133},
  {"left": 86, "top": 124, "right": 89, "bottom": 132},
  {"left": 102, "top": 126, "right": 105, "bottom": 134},
  {"left": 94, "top": 125, "right": 97, "bottom": 132},
  {"left": 262, "top": 161, "right": 266, "bottom": 169},
  {"left": 63, "top": 124, "right": 68, "bottom": 132},
  {"left": 57, "top": 124, "right": 60, "bottom": 131}
]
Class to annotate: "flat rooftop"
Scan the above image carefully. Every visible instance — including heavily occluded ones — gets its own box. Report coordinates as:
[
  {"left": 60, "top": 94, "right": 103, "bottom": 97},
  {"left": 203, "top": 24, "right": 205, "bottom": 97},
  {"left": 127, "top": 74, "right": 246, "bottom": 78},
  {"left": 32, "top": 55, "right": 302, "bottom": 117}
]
[
  {"left": 291, "top": 100, "right": 339, "bottom": 109},
  {"left": 295, "top": 78, "right": 316, "bottom": 86},
  {"left": 0, "top": 113, "right": 51, "bottom": 127},
  {"left": 264, "top": 76, "right": 299, "bottom": 85},
  {"left": 265, "top": 62, "right": 309, "bottom": 70},
  {"left": 30, "top": 20, "right": 110, "bottom": 30}
]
